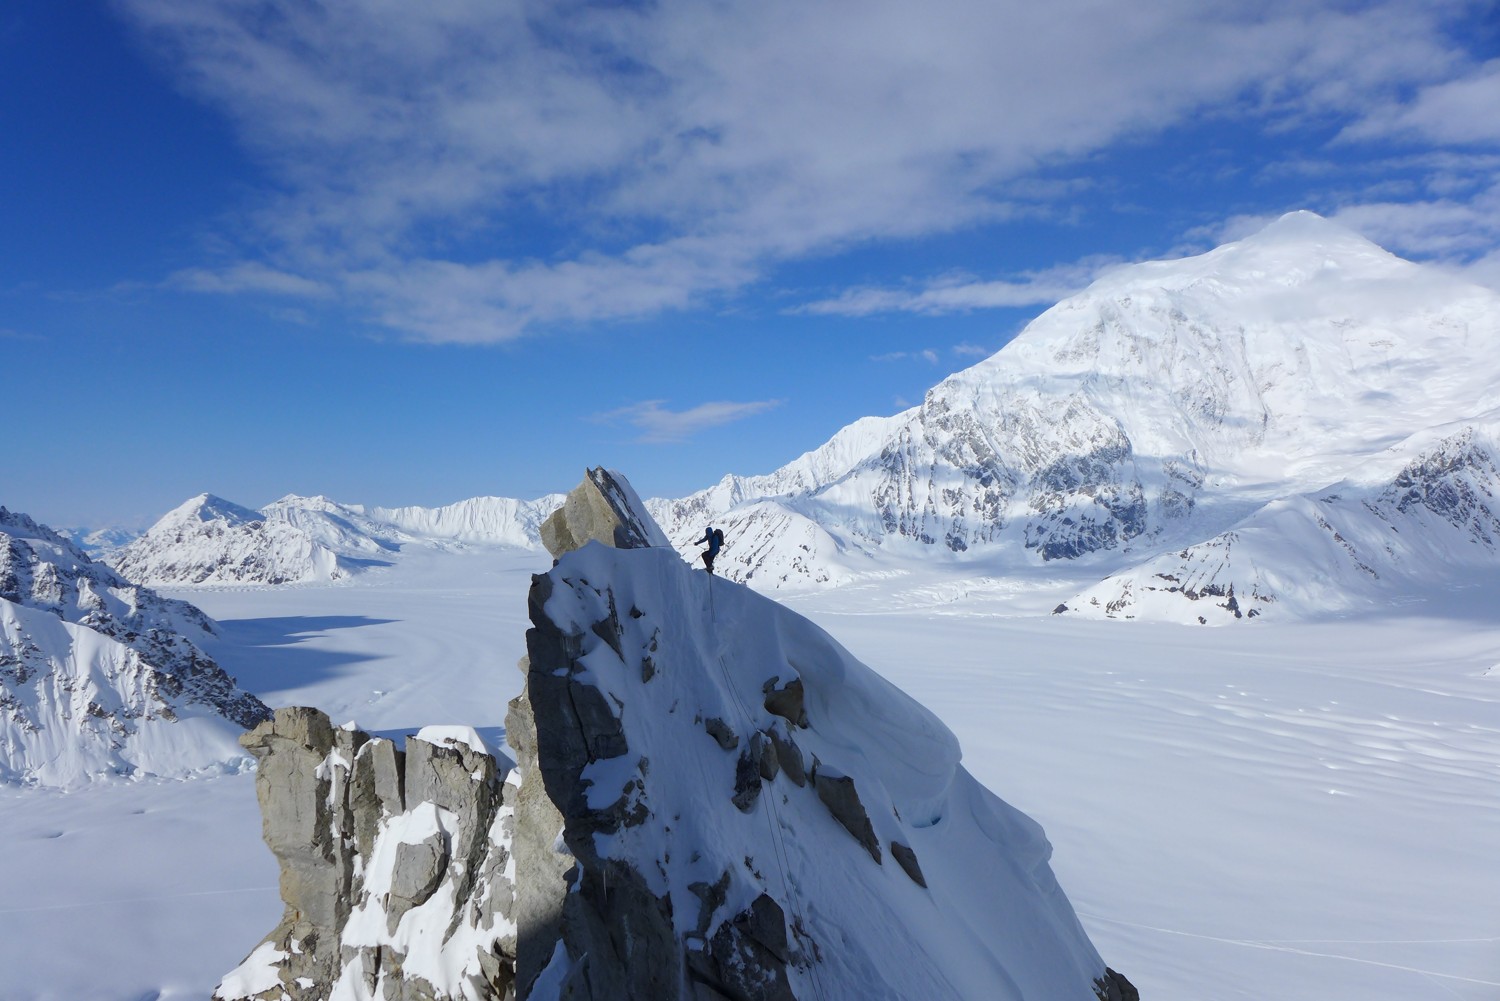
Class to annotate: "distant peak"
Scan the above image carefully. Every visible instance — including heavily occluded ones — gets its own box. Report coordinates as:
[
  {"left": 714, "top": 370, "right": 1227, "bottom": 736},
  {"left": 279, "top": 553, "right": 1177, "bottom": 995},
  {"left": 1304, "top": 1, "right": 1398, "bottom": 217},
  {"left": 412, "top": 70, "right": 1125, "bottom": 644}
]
[
  {"left": 1236, "top": 209, "right": 1373, "bottom": 248},
  {"left": 163, "top": 493, "right": 262, "bottom": 525}
]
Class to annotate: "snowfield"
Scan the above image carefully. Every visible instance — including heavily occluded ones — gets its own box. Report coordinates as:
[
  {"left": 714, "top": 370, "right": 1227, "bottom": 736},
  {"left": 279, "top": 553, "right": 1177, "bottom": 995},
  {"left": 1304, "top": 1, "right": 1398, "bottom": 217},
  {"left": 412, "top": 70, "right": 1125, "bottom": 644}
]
[{"left": 1, "top": 544, "right": 1495, "bottom": 1000}]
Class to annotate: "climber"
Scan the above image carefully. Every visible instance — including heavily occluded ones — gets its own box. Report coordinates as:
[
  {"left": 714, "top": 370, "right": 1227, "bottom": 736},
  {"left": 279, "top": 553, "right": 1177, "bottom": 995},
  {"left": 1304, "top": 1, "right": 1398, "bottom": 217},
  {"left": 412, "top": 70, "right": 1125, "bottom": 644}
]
[{"left": 694, "top": 525, "right": 725, "bottom": 574}]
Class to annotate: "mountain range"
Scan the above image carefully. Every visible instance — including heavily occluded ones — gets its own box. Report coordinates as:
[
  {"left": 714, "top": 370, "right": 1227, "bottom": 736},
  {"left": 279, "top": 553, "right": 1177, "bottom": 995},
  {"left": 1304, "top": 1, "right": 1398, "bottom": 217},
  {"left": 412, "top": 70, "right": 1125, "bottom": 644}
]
[{"left": 102, "top": 212, "right": 1500, "bottom": 621}]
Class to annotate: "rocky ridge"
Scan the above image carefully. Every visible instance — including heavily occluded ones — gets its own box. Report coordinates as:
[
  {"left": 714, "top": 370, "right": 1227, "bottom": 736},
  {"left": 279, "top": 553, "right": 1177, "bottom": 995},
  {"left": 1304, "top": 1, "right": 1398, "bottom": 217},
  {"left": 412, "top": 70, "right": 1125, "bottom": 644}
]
[
  {"left": 0, "top": 506, "right": 270, "bottom": 785},
  {"left": 217, "top": 469, "right": 1136, "bottom": 1000}
]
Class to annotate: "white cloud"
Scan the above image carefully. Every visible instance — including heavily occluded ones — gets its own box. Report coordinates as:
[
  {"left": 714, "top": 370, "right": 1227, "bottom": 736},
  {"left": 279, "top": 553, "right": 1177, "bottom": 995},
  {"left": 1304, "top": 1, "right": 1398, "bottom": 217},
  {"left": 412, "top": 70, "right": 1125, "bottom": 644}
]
[
  {"left": 166, "top": 261, "right": 332, "bottom": 299},
  {"left": 952, "top": 343, "right": 991, "bottom": 357},
  {"left": 1329, "top": 186, "right": 1500, "bottom": 258},
  {"left": 803, "top": 258, "right": 1123, "bottom": 317},
  {"left": 1341, "top": 60, "right": 1500, "bottom": 146},
  {"left": 592, "top": 398, "right": 785, "bottom": 444},
  {"left": 115, "top": 0, "right": 1488, "bottom": 341},
  {"left": 870, "top": 350, "right": 941, "bottom": 364}
]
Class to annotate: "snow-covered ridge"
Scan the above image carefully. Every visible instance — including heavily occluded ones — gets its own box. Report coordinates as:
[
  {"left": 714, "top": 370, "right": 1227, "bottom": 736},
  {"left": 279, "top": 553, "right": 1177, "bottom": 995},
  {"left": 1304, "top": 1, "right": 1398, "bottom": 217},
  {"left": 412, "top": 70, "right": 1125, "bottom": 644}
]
[
  {"left": 112, "top": 493, "right": 366, "bottom": 586},
  {"left": 0, "top": 506, "right": 270, "bottom": 786},
  {"left": 112, "top": 491, "right": 564, "bottom": 586},
  {"left": 1060, "top": 418, "right": 1500, "bottom": 623},
  {"left": 364, "top": 493, "right": 564, "bottom": 546}
]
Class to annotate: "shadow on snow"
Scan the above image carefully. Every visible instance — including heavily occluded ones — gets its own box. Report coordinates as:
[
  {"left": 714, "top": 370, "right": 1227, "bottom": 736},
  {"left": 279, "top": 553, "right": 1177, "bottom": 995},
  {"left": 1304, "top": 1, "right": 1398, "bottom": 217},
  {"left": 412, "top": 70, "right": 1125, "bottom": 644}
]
[{"left": 213, "top": 615, "right": 397, "bottom": 694}]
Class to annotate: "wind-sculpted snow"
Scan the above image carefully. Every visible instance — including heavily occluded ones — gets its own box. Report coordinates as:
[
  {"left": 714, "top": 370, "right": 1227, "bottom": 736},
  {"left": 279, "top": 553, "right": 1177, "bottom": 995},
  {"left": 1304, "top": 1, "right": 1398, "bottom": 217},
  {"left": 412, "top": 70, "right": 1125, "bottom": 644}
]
[
  {"left": 654, "top": 212, "right": 1500, "bottom": 594},
  {"left": 0, "top": 507, "right": 270, "bottom": 786}
]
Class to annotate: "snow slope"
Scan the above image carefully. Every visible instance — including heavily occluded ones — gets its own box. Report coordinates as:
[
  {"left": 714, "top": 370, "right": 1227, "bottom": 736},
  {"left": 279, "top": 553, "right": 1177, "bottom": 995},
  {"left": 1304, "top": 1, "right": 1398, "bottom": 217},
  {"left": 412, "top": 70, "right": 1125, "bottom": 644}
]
[
  {"left": 654, "top": 212, "right": 1500, "bottom": 597},
  {"left": 517, "top": 541, "right": 1128, "bottom": 999},
  {"left": 5, "top": 546, "right": 1495, "bottom": 1000},
  {"left": 0, "top": 507, "right": 269, "bottom": 786},
  {"left": 1062, "top": 419, "right": 1500, "bottom": 622}
]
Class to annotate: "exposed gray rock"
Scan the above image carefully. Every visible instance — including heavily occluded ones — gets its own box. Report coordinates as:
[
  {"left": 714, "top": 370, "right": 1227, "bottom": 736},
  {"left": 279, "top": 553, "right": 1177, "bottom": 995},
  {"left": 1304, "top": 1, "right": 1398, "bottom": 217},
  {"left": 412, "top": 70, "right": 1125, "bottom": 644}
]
[
  {"left": 539, "top": 467, "right": 669, "bottom": 558},
  {"left": 890, "top": 841, "right": 927, "bottom": 888},
  {"left": 762, "top": 677, "right": 808, "bottom": 728},
  {"left": 388, "top": 831, "right": 450, "bottom": 931},
  {"left": 1095, "top": 968, "right": 1141, "bottom": 1001},
  {"left": 752, "top": 731, "right": 780, "bottom": 782},
  {"left": 704, "top": 716, "right": 739, "bottom": 750},
  {"left": 766, "top": 727, "right": 806, "bottom": 787},
  {"left": 812, "top": 762, "right": 882, "bottom": 864},
  {"left": 216, "top": 709, "right": 516, "bottom": 1001}
]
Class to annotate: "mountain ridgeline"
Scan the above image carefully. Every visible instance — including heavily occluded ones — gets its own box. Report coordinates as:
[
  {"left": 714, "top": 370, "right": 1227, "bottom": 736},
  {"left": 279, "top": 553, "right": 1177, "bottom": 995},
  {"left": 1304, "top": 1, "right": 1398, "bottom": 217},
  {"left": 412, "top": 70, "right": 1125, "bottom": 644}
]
[
  {"left": 0, "top": 507, "right": 270, "bottom": 786},
  {"left": 215, "top": 470, "right": 1138, "bottom": 1001},
  {"left": 107, "top": 213, "right": 1500, "bottom": 620}
]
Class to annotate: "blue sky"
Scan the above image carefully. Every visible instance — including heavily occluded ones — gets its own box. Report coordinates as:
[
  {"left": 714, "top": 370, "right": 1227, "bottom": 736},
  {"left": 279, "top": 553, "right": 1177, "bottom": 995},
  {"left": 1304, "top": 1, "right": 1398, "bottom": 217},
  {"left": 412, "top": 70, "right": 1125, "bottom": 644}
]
[{"left": 5, "top": 0, "right": 1499, "bottom": 530}]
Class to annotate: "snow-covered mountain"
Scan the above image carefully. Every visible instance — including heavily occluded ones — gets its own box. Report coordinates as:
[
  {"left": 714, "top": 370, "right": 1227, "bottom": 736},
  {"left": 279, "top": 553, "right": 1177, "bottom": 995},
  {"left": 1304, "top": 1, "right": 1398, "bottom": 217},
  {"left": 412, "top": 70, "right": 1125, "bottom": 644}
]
[
  {"left": 113, "top": 492, "right": 566, "bottom": 586},
  {"left": 0, "top": 507, "right": 270, "bottom": 786},
  {"left": 111, "top": 493, "right": 378, "bottom": 586},
  {"left": 214, "top": 474, "right": 1136, "bottom": 1001},
  {"left": 57, "top": 524, "right": 142, "bottom": 559},
  {"left": 653, "top": 212, "right": 1500, "bottom": 608},
  {"left": 103, "top": 212, "right": 1500, "bottom": 617},
  {"left": 1059, "top": 419, "right": 1500, "bottom": 622}
]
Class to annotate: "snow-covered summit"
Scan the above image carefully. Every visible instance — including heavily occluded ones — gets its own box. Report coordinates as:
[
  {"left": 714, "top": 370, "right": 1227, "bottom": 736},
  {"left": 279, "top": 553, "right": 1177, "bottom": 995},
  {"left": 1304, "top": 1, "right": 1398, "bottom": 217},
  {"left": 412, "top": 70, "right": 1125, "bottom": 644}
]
[
  {"left": 655, "top": 212, "right": 1500, "bottom": 596},
  {"left": 113, "top": 492, "right": 365, "bottom": 585}
]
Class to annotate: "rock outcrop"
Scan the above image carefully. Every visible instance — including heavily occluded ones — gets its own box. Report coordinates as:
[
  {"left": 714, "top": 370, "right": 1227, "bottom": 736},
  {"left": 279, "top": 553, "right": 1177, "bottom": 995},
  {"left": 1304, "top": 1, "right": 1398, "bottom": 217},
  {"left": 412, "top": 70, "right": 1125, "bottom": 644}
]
[
  {"left": 219, "top": 471, "right": 1136, "bottom": 1000},
  {"left": 215, "top": 710, "right": 516, "bottom": 1001},
  {"left": 538, "top": 467, "right": 671, "bottom": 558}
]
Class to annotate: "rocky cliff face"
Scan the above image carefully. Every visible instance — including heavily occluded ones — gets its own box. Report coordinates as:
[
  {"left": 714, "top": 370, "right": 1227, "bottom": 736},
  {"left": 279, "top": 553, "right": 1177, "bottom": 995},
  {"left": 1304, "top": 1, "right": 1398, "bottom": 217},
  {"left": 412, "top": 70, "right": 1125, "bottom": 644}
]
[
  {"left": 215, "top": 709, "right": 517, "bottom": 1001},
  {"left": 217, "top": 471, "right": 1136, "bottom": 1001},
  {"left": 0, "top": 506, "right": 271, "bottom": 786}
]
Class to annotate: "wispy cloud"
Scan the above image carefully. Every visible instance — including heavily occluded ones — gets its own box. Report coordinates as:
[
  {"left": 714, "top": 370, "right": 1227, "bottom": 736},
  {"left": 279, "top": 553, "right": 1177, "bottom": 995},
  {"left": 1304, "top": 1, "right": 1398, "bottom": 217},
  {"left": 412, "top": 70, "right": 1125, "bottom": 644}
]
[
  {"left": 871, "top": 350, "right": 939, "bottom": 364},
  {"left": 952, "top": 343, "right": 991, "bottom": 357},
  {"left": 592, "top": 399, "right": 785, "bottom": 444},
  {"left": 1340, "top": 60, "right": 1500, "bottom": 147},
  {"left": 166, "top": 261, "right": 333, "bottom": 299},
  {"left": 0, "top": 327, "right": 43, "bottom": 341},
  {"left": 801, "top": 258, "right": 1123, "bottom": 317},
  {"left": 115, "top": 0, "right": 1491, "bottom": 341}
]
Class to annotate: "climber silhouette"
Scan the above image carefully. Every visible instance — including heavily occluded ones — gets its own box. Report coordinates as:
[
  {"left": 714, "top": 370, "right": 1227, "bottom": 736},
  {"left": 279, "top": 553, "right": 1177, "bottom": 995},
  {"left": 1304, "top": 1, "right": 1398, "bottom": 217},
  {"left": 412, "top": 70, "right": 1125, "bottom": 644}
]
[{"left": 694, "top": 526, "right": 724, "bottom": 574}]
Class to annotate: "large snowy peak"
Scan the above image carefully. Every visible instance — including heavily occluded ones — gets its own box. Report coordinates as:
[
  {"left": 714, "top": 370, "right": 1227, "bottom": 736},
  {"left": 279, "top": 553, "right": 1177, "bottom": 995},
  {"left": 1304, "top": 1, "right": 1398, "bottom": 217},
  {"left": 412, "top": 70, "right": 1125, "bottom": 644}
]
[
  {"left": 0, "top": 506, "right": 270, "bottom": 786},
  {"left": 112, "top": 492, "right": 375, "bottom": 586},
  {"left": 660, "top": 212, "right": 1500, "bottom": 592}
]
